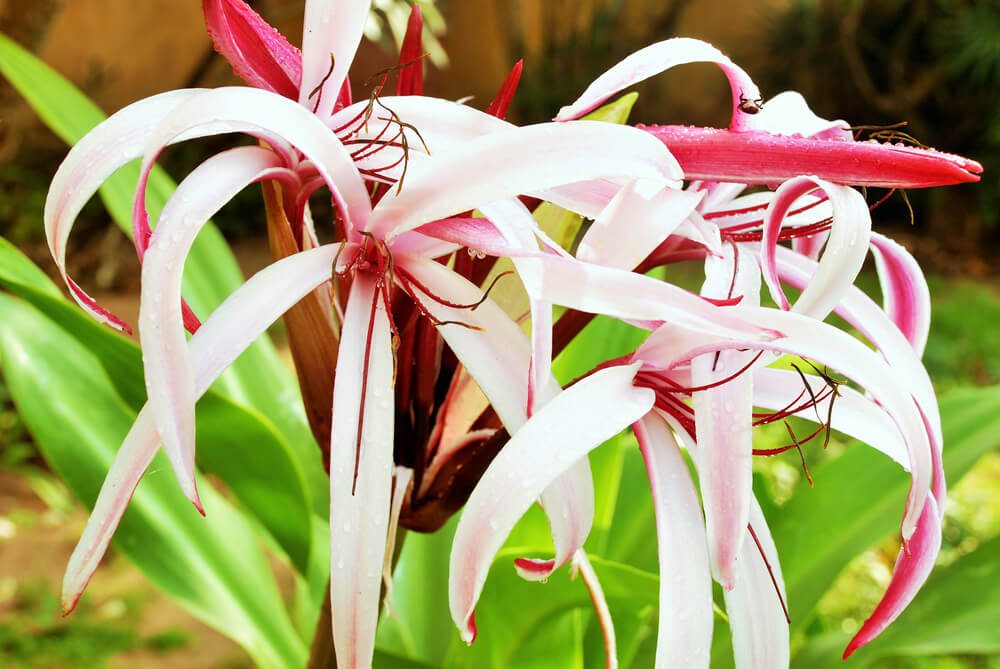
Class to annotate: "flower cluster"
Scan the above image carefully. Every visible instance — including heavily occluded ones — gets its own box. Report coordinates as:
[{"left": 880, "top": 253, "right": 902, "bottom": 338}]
[{"left": 46, "top": 1, "right": 981, "bottom": 667}]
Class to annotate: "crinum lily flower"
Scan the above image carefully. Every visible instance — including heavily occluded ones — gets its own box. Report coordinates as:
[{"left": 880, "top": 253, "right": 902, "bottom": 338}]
[
  {"left": 448, "top": 37, "right": 978, "bottom": 668},
  {"left": 46, "top": 5, "right": 786, "bottom": 669}
]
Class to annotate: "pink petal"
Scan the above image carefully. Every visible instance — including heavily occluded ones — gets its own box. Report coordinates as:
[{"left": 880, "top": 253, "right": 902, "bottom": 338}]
[
  {"left": 692, "top": 248, "right": 760, "bottom": 589},
  {"left": 203, "top": 0, "right": 302, "bottom": 98},
  {"left": 633, "top": 413, "right": 713, "bottom": 668},
  {"left": 641, "top": 125, "right": 983, "bottom": 188},
  {"left": 870, "top": 233, "right": 931, "bottom": 356},
  {"left": 486, "top": 60, "right": 524, "bottom": 119},
  {"left": 448, "top": 364, "right": 655, "bottom": 643},
  {"left": 328, "top": 274, "right": 396, "bottom": 669},
  {"left": 299, "top": 0, "right": 370, "bottom": 117},
  {"left": 577, "top": 183, "right": 703, "bottom": 270},
  {"left": 371, "top": 121, "right": 680, "bottom": 241},
  {"left": 761, "top": 176, "right": 871, "bottom": 317},
  {"left": 555, "top": 37, "right": 761, "bottom": 132},
  {"left": 44, "top": 90, "right": 202, "bottom": 331},
  {"left": 132, "top": 87, "right": 371, "bottom": 247},
  {"left": 63, "top": 244, "right": 342, "bottom": 611},
  {"left": 571, "top": 550, "right": 619, "bottom": 669},
  {"left": 395, "top": 3, "right": 424, "bottom": 96},
  {"left": 139, "top": 146, "right": 283, "bottom": 505}
]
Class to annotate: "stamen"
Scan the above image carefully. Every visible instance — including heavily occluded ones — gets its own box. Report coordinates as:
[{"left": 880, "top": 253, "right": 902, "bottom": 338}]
[{"left": 309, "top": 53, "right": 337, "bottom": 114}]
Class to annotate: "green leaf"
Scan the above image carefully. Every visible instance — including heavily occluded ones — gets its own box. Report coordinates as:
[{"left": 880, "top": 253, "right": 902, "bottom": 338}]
[
  {"left": 0, "top": 295, "right": 306, "bottom": 668},
  {"left": 0, "top": 239, "right": 315, "bottom": 573},
  {"left": 0, "top": 33, "right": 321, "bottom": 499},
  {"left": 441, "top": 551, "right": 658, "bottom": 669},
  {"left": 581, "top": 92, "right": 639, "bottom": 124},
  {"left": 793, "top": 535, "right": 1000, "bottom": 667}
]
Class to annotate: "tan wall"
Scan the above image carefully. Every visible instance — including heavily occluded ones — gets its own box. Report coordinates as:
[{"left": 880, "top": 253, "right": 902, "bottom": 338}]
[{"left": 0, "top": 0, "right": 790, "bottom": 161}]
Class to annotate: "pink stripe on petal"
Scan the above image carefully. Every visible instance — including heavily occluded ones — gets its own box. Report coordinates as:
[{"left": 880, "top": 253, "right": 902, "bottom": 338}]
[
  {"left": 203, "top": 0, "right": 302, "bottom": 98},
  {"left": 449, "top": 364, "right": 654, "bottom": 644},
  {"left": 328, "top": 275, "right": 396, "bottom": 669},
  {"left": 870, "top": 233, "right": 931, "bottom": 356},
  {"left": 634, "top": 413, "right": 713, "bottom": 668},
  {"left": 555, "top": 37, "right": 760, "bottom": 132},
  {"left": 64, "top": 245, "right": 341, "bottom": 611}
]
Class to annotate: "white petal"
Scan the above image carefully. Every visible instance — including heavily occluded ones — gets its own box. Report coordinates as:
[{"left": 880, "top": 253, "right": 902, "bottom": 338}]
[
  {"left": 328, "top": 275, "right": 395, "bottom": 669},
  {"left": 371, "top": 121, "right": 680, "bottom": 241},
  {"left": 300, "top": 0, "right": 370, "bottom": 117},
  {"left": 578, "top": 183, "right": 703, "bottom": 270},
  {"left": 634, "top": 413, "right": 712, "bottom": 669},
  {"left": 448, "top": 364, "right": 654, "bottom": 642},
  {"left": 140, "top": 146, "right": 283, "bottom": 503},
  {"left": 555, "top": 38, "right": 760, "bottom": 132}
]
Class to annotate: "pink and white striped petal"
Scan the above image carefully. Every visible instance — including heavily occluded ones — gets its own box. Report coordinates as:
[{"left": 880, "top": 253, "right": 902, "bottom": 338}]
[
  {"left": 139, "top": 146, "right": 284, "bottom": 505},
  {"left": 555, "top": 37, "right": 761, "bottom": 132},
  {"left": 633, "top": 412, "right": 713, "bottom": 668},
  {"left": 449, "top": 364, "right": 654, "bottom": 643},
  {"left": 203, "top": 0, "right": 302, "bottom": 99},
  {"left": 299, "top": 0, "right": 370, "bottom": 117},
  {"left": 577, "top": 182, "right": 703, "bottom": 270},
  {"left": 63, "top": 244, "right": 342, "bottom": 611},
  {"left": 691, "top": 248, "right": 760, "bottom": 589},
  {"left": 44, "top": 89, "right": 203, "bottom": 331},
  {"left": 761, "top": 176, "right": 871, "bottom": 318},
  {"left": 328, "top": 274, "right": 395, "bottom": 669},
  {"left": 133, "top": 87, "right": 371, "bottom": 248},
  {"left": 870, "top": 233, "right": 931, "bottom": 356},
  {"left": 371, "top": 121, "right": 679, "bottom": 241}
]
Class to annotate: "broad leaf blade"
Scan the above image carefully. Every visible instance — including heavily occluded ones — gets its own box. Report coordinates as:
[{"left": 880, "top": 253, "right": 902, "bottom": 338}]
[
  {"left": 0, "top": 295, "right": 307, "bottom": 668},
  {"left": 0, "top": 239, "right": 315, "bottom": 572}
]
